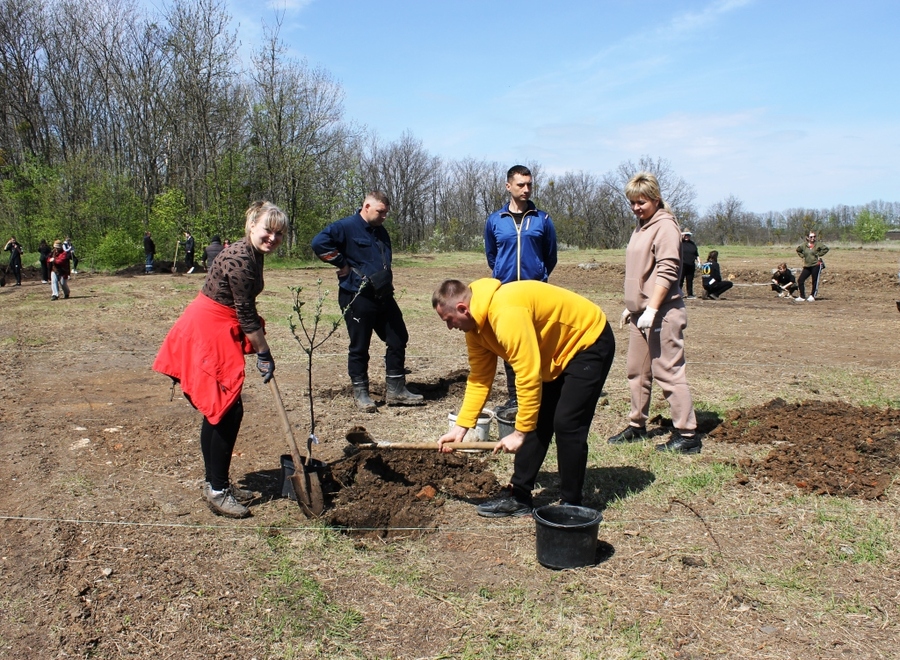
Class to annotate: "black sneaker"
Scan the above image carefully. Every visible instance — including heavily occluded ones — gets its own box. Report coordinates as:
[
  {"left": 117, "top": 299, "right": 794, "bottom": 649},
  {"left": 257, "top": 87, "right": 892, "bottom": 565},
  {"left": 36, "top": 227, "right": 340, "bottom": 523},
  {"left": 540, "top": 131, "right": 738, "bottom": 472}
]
[
  {"left": 496, "top": 398, "right": 518, "bottom": 415},
  {"left": 477, "top": 489, "right": 532, "bottom": 518},
  {"left": 608, "top": 425, "right": 648, "bottom": 444},
  {"left": 655, "top": 433, "right": 702, "bottom": 454}
]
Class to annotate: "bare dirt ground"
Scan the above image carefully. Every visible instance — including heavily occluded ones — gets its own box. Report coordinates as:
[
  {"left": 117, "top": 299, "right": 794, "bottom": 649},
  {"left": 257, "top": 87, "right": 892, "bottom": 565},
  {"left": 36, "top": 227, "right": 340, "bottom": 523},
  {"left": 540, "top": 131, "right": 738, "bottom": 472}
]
[{"left": 1, "top": 246, "right": 899, "bottom": 659}]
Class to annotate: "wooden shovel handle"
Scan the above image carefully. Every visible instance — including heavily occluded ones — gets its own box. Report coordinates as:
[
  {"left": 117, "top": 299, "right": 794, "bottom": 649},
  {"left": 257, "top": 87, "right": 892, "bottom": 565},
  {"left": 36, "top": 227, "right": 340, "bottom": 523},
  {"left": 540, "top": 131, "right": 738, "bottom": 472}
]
[{"left": 361, "top": 441, "right": 497, "bottom": 450}]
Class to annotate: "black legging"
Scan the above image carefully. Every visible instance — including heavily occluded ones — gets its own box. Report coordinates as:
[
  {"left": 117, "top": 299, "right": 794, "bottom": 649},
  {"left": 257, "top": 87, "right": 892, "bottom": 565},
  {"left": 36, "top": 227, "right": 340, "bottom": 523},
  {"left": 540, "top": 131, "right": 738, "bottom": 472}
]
[
  {"left": 680, "top": 264, "right": 696, "bottom": 297},
  {"left": 200, "top": 397, "right": 244, "bottom": 491},
  {"left": 797, "top": 264, "right": 821, "bottom": 299}
]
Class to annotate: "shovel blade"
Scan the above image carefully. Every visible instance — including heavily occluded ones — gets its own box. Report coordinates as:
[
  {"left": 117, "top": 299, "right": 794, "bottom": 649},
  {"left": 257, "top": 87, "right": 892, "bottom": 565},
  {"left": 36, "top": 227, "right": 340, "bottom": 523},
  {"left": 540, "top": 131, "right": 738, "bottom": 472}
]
[{"left": 290, "top": 473, "right": 316, "bottom": 518}]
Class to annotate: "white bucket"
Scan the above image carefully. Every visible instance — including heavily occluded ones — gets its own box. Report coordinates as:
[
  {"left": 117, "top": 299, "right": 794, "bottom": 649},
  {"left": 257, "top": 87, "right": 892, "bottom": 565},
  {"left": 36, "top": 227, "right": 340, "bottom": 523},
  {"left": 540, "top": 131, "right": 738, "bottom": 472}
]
[{"left": 448, "top": 409, "right": 494, "bottom": 441}]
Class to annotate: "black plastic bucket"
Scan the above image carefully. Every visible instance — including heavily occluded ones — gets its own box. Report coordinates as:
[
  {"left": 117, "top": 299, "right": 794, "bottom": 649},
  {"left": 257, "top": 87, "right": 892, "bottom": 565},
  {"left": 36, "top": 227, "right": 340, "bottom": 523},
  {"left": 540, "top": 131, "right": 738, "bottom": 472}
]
[
  {"left": 533, "top": 504, "right": 603, "bottom": 569},
  {"left": 280, "top": 454, "right": 326, "bottom": 500},
  {"left": 496, "top": 406, "right": 517, "bottom": 438}
]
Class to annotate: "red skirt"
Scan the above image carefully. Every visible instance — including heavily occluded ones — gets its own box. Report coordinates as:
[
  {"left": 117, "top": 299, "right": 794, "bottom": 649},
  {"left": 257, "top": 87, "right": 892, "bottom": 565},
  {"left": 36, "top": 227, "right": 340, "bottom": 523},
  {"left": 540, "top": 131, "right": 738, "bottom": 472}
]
[{"left": 152, "top": 294, "right": 257, "bottom": 425}]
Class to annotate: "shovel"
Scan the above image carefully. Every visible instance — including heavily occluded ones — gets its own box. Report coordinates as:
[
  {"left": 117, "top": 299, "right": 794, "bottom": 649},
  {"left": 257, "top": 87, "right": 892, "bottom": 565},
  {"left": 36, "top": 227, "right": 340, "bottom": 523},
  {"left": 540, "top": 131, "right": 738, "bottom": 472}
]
[
  {"left": 346, "top": 426, "right": 496, "bottom": 451},
  {"left": 171, "top": 242, "right": 179, "bottom": 273},
  {"left": 269, "top": 377, "right": 324, "bottom": 517}
]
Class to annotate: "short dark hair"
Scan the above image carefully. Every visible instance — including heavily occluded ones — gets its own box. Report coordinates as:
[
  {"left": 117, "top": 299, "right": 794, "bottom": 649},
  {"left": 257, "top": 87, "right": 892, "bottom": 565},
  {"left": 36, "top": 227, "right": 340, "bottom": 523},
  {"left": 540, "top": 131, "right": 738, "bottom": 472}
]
[
  {"left": 506, "top": 165, "right": 531, "bottom": 181},
  {"left": 366, "top": 190, "right": 390, "bottom": 206},
  {"left": 432, "top": 279, "right": 471, "bottom": 308},
  {"left": 211, "top": 235, "right": 221, "bottom": 243}
]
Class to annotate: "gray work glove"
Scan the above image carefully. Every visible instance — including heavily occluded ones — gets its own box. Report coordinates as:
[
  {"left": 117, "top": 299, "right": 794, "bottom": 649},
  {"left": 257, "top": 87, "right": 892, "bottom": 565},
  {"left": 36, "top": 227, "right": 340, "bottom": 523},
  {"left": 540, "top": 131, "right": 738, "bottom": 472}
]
[{"left": 256, "top": 350, "right": 275, "bottom": 383}]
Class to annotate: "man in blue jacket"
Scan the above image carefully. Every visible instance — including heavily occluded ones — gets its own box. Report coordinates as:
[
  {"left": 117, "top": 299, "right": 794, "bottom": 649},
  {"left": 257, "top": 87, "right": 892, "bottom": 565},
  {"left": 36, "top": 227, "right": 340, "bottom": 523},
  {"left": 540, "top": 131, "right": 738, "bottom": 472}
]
[
  {"left": 312, "top": 191, "right": 423, "bottom": 412},
  {"left": 484, "top": 165, "right": 558, "bottom": 413}
]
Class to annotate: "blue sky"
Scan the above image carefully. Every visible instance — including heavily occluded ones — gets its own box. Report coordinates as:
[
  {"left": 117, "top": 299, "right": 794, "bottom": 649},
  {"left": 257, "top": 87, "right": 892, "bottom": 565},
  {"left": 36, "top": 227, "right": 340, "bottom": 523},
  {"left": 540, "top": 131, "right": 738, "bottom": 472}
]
[{"left": 152, "top": 0, "right": 900, "bottom": 214}]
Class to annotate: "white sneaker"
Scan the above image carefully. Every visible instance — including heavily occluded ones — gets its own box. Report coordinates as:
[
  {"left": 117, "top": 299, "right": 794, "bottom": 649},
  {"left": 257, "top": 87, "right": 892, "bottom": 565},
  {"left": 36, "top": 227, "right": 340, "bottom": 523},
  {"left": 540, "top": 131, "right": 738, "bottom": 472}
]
[
  {"left": 778, "top": 292, "right": 784, "bottom": 298},
  {"left": 72, "top": 270, "right": 78, "bottom": 274},
  {"left": 793, "top": 296, "right": 803, "bottom": 302},
  {"left": 807, "top": 296, "right": 815, "bottom": 302},
  {"left": 187, "top": 267, "right": 194, "bottom": 274}
]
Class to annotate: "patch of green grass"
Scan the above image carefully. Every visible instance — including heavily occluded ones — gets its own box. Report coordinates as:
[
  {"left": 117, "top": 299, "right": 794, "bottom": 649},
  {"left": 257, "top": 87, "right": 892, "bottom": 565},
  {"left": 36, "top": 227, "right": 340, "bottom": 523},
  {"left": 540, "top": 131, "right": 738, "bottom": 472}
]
[
  {"left": 63, "top": 475, "right": 95, "bottom": 496},
  {"left": 673, "top": 462, "right": 738, "bottom": 496}
]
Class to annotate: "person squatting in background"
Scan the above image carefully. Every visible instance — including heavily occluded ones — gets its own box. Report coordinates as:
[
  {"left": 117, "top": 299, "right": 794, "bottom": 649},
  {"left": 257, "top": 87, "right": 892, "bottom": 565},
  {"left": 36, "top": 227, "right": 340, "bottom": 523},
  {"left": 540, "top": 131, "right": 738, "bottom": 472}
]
[
  {"left": 4, "top": 237, "right": 23, "bottom": 286},
  {"left": 153, "top": 201, "right": 287, "bottom": 519},
  {"left": 203, "top": 235, "right": 224, "bottom": 269},
  {"left": 608, "top": 171, "right": 700, "bottom": 454},
  {"left": 483, "top": 164, "right": 558, "bottom": 414},
  {"left": 48, "top": 240, "right": 71, "bottom": 300},
  {"left": 312, "top": 191, "right": 424, "bottom": 412},
  {"left": 771, "top": 262, "right": 798, "bottom": 298},
  {"left": 701, "top": 251, "right": 733, "bottom": 300},
  {"left": 679, "top": 229, "right": 699, "bottom": 298},
  {"left": 795, "top": 231, "right": 828, "bottom": 302}
]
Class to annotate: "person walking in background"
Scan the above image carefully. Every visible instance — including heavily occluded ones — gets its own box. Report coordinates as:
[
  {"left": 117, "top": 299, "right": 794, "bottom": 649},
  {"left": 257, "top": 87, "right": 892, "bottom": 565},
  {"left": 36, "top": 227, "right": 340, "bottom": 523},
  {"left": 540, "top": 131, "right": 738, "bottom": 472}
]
[
  {"left": 608, "top": 171, "right": 700, "bottom": 454},
  {"left": 153, "top": 201, "right": 288, "bottom": 519},
  {"left": 795, "top": 231, "right": 828, "bottom": 302},
  {"left": 679, "top": 230, "right": 699, "bottom": 299},
  {"left": 38, "top": 239, "right": 51, "bottom": 284},
  {"left": 203, "top": 235, "right": 224, "bottom": 270},
  {"left": 771, "top": 262, "right": 798, "bottom": 298},
  {"left": 701, "top": 251, "right": 733, "bottom": 300},
  {"left": 62, "top": 237, "right": 78, "bottom": 274},
  {"left": 4, "top": 237, "right": 23, "bottom": 286},
  {"left": 434, "top": 278, "right": 615, "bottom": 517},
  {"left": 312, "top": 191, "right": 423, "bottom": 412},
  {"left": 484, "top": 165, "right": 558, "bottom": 415},
  {"left": 143, "top": 231, "right": 155, "bottom": 274},
  {"left": 183, "top": 231, "right": 196, "bottom": 274},
  {"left": 48, "top": 240, "right": 70, "bottom": 300}
]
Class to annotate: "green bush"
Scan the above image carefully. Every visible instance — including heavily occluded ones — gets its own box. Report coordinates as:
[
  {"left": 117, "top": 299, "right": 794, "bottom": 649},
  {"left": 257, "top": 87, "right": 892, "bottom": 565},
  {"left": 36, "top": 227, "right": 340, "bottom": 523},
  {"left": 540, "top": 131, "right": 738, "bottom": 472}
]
[{"left": 93, "top": 228, "right": 143, "bottom": 270}]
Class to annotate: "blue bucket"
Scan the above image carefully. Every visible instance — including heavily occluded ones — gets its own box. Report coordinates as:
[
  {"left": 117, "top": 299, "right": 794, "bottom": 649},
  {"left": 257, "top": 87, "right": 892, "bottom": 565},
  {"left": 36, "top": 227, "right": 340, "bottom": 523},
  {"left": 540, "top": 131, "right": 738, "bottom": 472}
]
[{"left": 533, "top": 504, "right": 603, "bottom": 569}]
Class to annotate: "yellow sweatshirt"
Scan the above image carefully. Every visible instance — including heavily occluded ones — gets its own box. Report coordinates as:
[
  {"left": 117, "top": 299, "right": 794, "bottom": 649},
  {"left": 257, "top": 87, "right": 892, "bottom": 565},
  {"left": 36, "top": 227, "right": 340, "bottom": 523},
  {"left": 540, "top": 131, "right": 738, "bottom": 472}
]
[{"left": 457, "top": 278, "right": 607, "bottom": 432}]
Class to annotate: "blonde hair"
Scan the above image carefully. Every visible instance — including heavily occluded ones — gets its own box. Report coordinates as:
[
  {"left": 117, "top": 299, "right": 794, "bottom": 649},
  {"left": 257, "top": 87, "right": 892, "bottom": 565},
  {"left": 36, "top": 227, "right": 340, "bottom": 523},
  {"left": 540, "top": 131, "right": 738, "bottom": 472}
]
[
  {"left": 244, "top": 201, "right": 289, "bottom": 238},
  {"left": 624, "top": 171, "right": 673, "bottom": 213}
]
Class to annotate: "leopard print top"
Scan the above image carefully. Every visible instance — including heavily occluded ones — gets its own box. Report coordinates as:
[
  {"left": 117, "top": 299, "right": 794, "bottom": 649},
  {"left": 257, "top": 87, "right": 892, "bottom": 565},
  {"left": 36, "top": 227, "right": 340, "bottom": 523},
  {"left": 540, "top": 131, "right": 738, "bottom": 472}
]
[{"left": 201, "top": 238, "right": 265, "bottom": 333}]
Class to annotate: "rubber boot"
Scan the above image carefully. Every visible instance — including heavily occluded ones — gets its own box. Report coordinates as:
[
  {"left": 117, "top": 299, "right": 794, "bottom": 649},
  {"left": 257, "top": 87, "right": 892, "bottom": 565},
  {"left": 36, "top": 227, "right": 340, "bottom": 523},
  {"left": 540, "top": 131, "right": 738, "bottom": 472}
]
[
  {"left": 385, "top": 373, "right": 424, "bottom": 406},
  {"left": 352, "top": 380, "right": 377, "bottom": 413}
]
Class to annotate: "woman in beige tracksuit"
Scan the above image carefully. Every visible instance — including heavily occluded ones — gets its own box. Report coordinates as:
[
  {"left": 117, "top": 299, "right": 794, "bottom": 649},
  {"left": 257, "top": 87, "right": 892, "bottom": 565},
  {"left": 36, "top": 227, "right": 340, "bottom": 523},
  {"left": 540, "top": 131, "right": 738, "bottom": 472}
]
[{"left": 607, "top": 172, "right": 700, "bottom": 454}]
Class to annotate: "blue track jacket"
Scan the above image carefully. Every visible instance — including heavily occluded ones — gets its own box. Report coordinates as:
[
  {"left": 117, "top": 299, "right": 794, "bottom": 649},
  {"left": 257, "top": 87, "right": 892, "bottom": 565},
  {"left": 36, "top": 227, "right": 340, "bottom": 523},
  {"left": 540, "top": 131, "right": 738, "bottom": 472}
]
[{"left": 484, "top": 201, "right": 557, "bottom": 284}]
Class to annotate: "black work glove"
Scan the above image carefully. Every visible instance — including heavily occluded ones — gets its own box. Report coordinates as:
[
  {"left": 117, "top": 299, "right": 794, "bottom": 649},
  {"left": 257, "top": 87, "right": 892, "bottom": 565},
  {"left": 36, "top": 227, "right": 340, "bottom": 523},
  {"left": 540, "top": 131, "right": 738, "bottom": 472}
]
[{"left": 256, "top": 350, "right": 275, "bottom": 383}]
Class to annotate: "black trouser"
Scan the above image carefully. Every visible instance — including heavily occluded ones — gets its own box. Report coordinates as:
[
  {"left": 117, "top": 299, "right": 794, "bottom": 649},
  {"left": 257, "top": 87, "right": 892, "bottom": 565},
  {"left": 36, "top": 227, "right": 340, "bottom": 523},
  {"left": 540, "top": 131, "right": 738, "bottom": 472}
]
[
  {"left": 797, "top": 264, "right": 821, "bottom": 298},
  {"left": 8, "top": 262, "right": 21, "bottom": 285},
  {"left": 40, "top": 259, "right": 49, "bottom": 281},
  {"left": 680, "top": 265, "right": 696, "bottom": 296},
  {"left": 200, "top": 397, "right": 244, "bottom": 491},
  {"left": 510, "top": 323, "right": 615, "bottom": 506},
  {"left": 185, "top": 251, "right": 194, "bottom": 269},
  {"left": 503, "top": 360, "right": 517, "bottom": 401},
  {"left": 339, "top": 289, "right": 409, "bottom": 381},
  {"left": 771, "top": 282, "right": 797, "bottom": 294},
  {"left": 704, "top": 280, "right": 733, "bottom": 297}
]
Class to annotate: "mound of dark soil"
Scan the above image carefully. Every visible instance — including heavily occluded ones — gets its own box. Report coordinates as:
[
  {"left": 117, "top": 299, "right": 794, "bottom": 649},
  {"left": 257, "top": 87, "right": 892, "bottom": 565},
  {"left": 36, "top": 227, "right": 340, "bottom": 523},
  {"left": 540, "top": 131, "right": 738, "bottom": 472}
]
[
  {"left": 322, "top": 449, "right": 500, "bottom": 538},
  {"left": 713, "top": 399, "right": 900, "bottom": 499}
]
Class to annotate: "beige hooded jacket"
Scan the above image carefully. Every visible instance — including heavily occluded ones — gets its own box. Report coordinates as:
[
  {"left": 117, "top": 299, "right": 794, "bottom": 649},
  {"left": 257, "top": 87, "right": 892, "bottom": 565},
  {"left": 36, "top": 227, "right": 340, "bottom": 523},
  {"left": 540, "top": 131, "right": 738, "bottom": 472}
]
[{"left": 624, "top": 208, "right": 683, "bottom": 313}]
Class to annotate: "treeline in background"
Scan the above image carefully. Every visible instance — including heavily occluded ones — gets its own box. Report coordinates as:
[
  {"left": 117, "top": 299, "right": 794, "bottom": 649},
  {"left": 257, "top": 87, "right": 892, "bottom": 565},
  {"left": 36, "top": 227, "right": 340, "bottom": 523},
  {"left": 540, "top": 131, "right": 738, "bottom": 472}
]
[{"left": 1, "top": 0, "right": 898, "bottom": 271}]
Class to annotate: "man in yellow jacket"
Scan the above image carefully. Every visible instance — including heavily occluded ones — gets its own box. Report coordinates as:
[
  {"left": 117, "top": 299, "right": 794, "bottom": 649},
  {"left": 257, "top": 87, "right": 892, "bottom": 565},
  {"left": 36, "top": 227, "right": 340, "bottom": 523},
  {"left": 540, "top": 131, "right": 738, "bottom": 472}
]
[{"left": 433, "top": 278, "right": 615, "bottom": 517}]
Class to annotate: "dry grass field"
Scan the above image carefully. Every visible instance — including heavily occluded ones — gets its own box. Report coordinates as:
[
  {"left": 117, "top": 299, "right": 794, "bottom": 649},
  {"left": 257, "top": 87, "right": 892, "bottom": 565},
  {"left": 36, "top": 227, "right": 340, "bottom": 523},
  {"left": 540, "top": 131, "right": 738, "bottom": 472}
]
[{"left": 1, "top": 243, "right": 898, "bottom": 659}]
